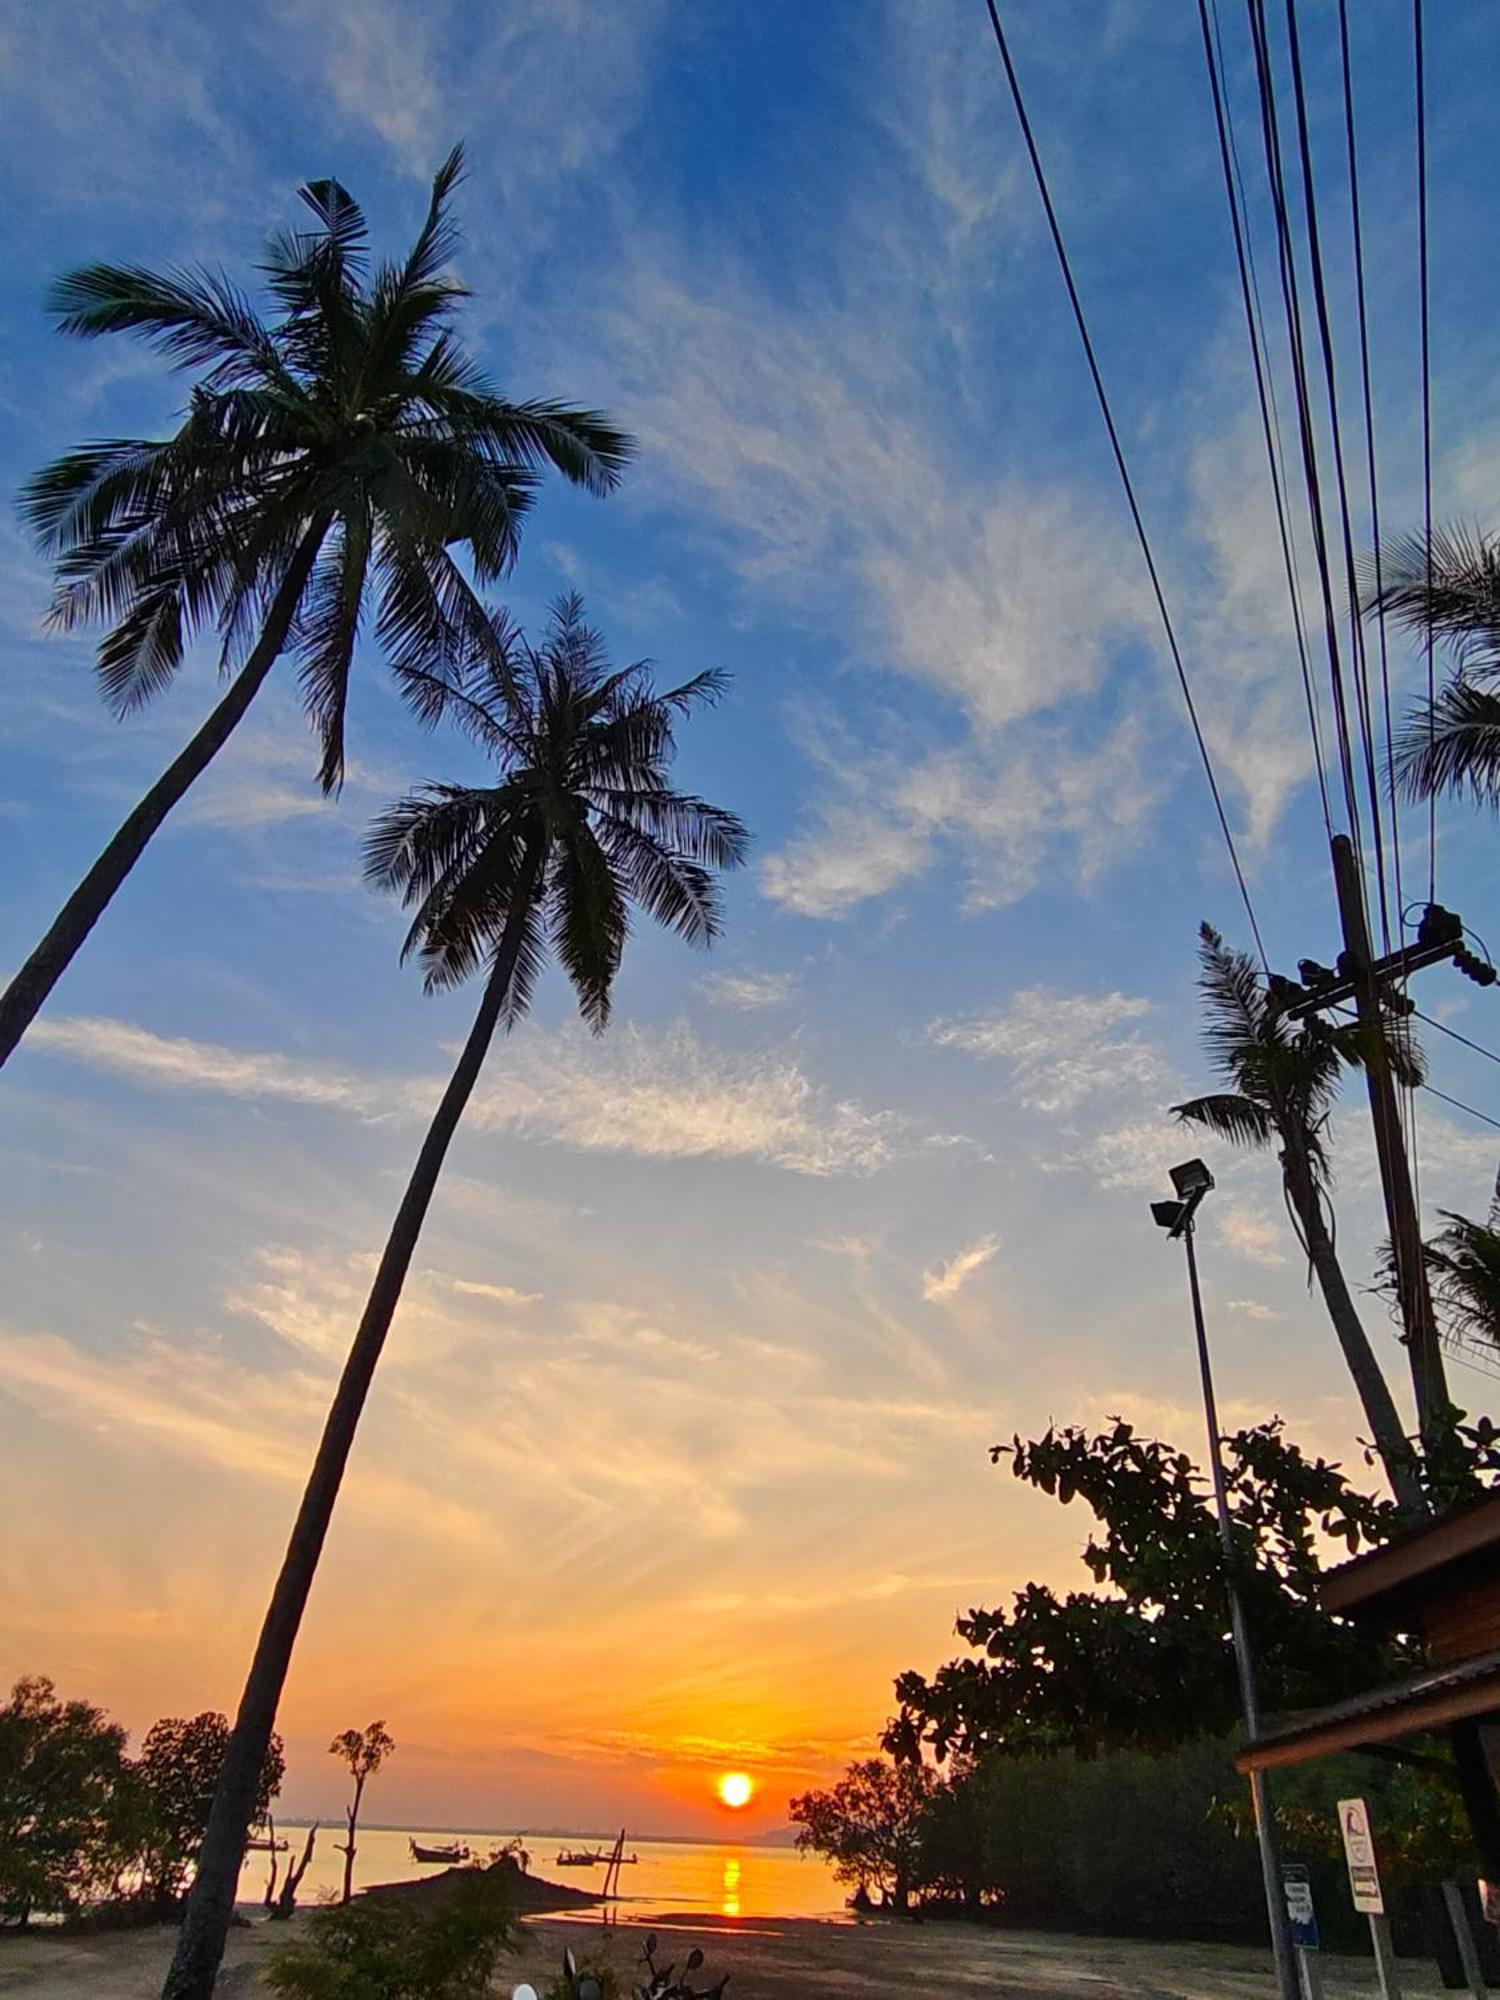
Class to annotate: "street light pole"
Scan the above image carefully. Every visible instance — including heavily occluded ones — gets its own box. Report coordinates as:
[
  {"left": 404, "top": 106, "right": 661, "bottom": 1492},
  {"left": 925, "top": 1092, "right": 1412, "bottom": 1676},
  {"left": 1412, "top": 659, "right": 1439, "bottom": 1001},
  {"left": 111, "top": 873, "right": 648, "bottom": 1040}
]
[{"left": 1156, "top": 1165, "right": 1300, "bottom": 2000}]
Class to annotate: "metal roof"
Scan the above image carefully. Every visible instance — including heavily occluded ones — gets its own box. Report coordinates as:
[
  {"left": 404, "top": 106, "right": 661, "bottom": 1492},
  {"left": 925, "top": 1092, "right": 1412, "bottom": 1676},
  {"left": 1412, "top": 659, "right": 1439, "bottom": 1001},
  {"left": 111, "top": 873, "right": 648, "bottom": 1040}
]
[{"left": 1237, "top": 1645, "right": 1500, "bottom": 1773}]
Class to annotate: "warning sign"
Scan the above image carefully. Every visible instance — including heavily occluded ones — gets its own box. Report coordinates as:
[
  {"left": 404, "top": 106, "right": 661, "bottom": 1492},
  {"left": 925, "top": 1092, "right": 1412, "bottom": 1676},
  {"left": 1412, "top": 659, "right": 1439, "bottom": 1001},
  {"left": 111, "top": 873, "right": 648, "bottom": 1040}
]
[{"left": 1338, "top": 1797, "right": 1385, "bottom": 1916}]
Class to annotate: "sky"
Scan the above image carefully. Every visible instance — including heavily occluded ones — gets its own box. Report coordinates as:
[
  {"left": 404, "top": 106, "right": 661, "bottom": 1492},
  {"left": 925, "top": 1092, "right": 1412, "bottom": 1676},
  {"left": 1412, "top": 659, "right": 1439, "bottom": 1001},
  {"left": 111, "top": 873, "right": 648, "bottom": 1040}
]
[{"left": 3, "top": 0, "right": 1500, "bottom": 1840}]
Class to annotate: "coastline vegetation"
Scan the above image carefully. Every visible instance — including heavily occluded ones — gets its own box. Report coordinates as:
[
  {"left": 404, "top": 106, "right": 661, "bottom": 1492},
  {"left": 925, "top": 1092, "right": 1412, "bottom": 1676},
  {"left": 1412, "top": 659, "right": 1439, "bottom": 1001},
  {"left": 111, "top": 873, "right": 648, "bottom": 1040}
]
[{"left": 0, "top": 1677, "right": 282, "bottom": 1930}]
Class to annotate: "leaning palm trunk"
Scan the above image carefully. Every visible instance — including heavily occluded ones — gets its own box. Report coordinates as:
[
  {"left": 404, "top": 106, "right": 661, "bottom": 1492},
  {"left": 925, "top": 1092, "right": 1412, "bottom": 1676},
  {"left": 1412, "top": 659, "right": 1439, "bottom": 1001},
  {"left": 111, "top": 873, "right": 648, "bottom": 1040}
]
[
  {"left": 162, "top": 865, "right": 537, "bottom": 2000},
  {"left": 1282, "top": 1138, "right": 1426, "bottom": 1520},
  {"left": 0, "top": 529, "right": 325, "bottom": 1069}
]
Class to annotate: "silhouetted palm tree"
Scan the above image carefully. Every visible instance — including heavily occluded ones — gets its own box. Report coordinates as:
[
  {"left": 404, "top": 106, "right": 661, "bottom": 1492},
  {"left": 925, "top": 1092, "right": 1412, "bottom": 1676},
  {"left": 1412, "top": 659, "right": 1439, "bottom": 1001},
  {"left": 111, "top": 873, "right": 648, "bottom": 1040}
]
[
  {"left": 1174, "top": 924, "right": 1424, "bottom": 1516},
  {"left": 2, "top": 146, "right": 631, "bottom": 1069},
  {"left": 163, "top": 597, "right": 747, "bottom": 2000},
  {"left": 1372, "top": 527, "right": 1500, "bottom": 808},
  {"left": 1414, "top": 1173, "right": 1500, "bottom": 1359}
]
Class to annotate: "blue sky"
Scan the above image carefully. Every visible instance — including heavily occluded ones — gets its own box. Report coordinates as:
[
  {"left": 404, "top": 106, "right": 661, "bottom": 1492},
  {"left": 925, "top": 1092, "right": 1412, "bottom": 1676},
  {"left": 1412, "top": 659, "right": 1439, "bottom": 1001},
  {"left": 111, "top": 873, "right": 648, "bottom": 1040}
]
[{"left": 3, "top": 0, "right": 1500, "bottom": 1834}]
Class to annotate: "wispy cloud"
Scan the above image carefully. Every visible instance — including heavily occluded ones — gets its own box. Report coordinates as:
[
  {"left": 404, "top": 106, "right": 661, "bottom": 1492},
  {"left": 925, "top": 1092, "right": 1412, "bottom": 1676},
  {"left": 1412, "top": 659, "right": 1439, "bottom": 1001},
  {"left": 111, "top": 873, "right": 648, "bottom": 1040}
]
[
  {"left": 29, "top": 1013, "right": 898, "bottom": 1176},
  {"left": 1065, "top": 1113, "right": 1219, "bottom": 1194},
  {"left": 30, "top": 1015, "right": 390, "bottom": 1114},
  {"left": 930, "top": 986, "right": 1164, "bottom": 1112},
  {"left": 698, "top": 969, "right": 799, "bottom": 1011},
  {"left": 921, "top": 1234, "right": 1000, "bottom": 1303},
  {"left": 446, "top": 1277, "right": 541, "bottom": 1308},
  {"left": 1214, "top": 1199, "right": 1288, "bottom": 1269},
  {"left": 0, "top": 1321, "right": 486, "bottom": 1543},
  {"left": 761, "top": 714, "right": 1163, "bottom": 919}
]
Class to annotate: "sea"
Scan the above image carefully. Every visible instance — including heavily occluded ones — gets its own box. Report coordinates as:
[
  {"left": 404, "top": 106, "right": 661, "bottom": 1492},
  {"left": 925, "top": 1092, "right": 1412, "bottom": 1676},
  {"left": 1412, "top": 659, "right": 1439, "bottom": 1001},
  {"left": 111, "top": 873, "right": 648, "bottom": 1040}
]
[{"left": 237, "top": 1827, "right": 843, "bottom": 1923}]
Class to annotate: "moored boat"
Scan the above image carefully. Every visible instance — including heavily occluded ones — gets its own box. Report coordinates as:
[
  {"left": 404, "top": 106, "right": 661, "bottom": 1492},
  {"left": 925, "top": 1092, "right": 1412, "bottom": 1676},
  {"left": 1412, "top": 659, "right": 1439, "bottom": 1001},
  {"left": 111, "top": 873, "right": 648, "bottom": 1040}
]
[{"left": 409, "top": 1838, "right": 471, "bottom": 1864}]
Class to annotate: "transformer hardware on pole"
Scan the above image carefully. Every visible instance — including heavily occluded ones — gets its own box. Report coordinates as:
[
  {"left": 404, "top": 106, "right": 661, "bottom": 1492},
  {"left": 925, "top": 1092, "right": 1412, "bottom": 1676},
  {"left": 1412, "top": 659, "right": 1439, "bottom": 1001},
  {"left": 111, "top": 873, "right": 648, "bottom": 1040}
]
[{"left": 1268, "top": 902, "right": 1495, "bottom": 1025}]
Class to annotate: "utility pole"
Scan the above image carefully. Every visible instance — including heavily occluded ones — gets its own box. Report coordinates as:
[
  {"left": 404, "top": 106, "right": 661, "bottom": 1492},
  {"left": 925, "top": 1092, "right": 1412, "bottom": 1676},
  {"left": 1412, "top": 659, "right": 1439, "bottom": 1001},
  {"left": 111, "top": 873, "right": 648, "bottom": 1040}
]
[
  {"left": 1327, "top": 834, "right": 1449, "bottom": 1451},
  {"left": 1283, "top": 841, "right": 1500, "bottom": 1934}
]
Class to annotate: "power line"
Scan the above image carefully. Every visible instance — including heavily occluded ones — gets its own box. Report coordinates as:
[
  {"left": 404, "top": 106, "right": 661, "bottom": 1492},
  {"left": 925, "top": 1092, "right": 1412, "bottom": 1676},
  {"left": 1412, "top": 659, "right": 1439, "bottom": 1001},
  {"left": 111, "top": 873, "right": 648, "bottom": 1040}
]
[
  {"left": 1248, "top": 0, "right": 1433, "bottom": 1284},
  {"left": 1337, "top": 0, "right": 1406, "bottom": 961},
  {"left": 1242, "top": 0, "right": 1365, "bottom": 863},
  {"left": 1197, "top": 0, "right": 1333, "bottom": 842},
  {"left": 1421, "top": 1084, "right": 1500, "bottom": 1137},
  {"left": 1332, "top": 1005, "right": 1500, "bottom": 1132},
  {"left": 1280, "top": 0, "right": 1392, "bottom": 950},
  {"left": 1336, "top": 0, "right": 1424, "bottom": 1243},
  {"left": 1414, "top": 0, "right": 1437, "bottom": 902},
  {"left": 1413, "top": 1009, "right": 1500, "bottom": 1072},
  {"left": 979, "top": 0, "right": 1270, "bottom": 973},
  {"left": 1208, "top": 0, "right": 1323, "bottom": 742}
]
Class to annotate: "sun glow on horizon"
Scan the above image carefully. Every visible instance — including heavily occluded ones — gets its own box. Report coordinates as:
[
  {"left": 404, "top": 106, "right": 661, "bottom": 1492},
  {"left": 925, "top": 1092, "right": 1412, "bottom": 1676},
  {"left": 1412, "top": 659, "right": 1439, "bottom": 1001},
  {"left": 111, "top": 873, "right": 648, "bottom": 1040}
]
[{"left": 718, "top": 1771, "right": 754, "bottom": 1810}]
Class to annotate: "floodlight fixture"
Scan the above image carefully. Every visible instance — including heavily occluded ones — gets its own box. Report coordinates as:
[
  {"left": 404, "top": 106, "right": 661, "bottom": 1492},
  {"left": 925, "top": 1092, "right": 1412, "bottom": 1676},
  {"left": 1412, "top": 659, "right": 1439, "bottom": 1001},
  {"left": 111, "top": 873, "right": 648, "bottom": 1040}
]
[
  {"left": 1169, "top": 1157, "right": 1215, "bottom": 1199},
  {"left": 1151, "top": 1199, "right": 1185, "bottom": 1233}
]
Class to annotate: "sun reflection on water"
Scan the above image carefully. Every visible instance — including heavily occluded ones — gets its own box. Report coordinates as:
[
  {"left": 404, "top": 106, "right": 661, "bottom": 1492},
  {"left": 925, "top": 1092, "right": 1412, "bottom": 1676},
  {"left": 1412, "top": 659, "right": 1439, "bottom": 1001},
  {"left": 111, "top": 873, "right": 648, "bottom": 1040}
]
[{"left": 721, "top": 1854, "right": 742, "bottom": 1918}]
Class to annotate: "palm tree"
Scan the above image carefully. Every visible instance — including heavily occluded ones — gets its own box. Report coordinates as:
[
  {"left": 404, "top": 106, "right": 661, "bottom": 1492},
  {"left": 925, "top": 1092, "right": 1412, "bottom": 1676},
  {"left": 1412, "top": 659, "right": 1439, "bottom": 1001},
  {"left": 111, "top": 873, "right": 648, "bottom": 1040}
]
[
  {"left": 162, "top": 596, "right": 747, "bottom": 1999},
  {"left": 1, "top": 146, "right": 631, "bottom": 1069},
  {"left": 1370, "top": 526, "right": 1500, "bottom": 807},
  {"left": 1411, "top": 1172, "right": 1500, "bottom": 1360},
  {"left": 1173, "top": 924, "right": 1425, "bottom": 1518}
]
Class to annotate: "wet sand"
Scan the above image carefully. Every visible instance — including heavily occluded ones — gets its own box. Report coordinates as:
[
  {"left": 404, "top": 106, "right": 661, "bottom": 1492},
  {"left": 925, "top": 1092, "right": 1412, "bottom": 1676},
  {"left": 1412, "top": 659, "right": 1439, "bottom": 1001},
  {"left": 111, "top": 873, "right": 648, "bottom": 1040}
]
[{"left": 0, "top": 1908, "right": 1459, "bottom": 1999}]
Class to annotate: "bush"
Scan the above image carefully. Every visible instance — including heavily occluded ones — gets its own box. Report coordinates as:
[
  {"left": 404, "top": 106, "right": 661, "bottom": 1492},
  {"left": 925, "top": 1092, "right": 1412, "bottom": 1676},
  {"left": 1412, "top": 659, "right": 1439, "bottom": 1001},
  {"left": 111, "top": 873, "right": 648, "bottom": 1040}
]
[
  {"left": 540, "top": 1961, "right": 622, "bottom": 2000},
  {"left": 133, "top": 1711, "right": 284, "bottom": 1909},
  {"left": 0, "top": 1677, "right": 133, "bottom": 1924},
  {"left": 265, "top": 1873, "right": 514, "bottom": 2000}
]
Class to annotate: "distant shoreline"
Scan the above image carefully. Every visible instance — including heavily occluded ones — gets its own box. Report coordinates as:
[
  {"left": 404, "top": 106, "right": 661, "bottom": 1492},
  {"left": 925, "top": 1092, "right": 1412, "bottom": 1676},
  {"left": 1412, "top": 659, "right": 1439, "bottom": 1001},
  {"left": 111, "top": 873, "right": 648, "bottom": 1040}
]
[{"left": 268, "top": 1820, "right": 800, "bottom": 1848}]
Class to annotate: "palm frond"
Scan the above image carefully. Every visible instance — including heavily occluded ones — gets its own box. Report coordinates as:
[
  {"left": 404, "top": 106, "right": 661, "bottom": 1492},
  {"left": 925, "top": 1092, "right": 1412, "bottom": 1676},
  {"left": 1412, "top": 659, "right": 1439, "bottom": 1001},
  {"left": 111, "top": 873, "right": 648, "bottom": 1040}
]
[
  {"left": 1171, "top": 1092, "right": 1275, "bottom": 1149},
  {"left": 45, "top": 265, "right": 283, "bottom": 387},
  {"left": 367, "top": 596, "right": 746, "bottom": 1023},
  {"left": 364, "top": 145, "right": 470, "bottom": 378},
  {"left": 1424, "top": 1208, "right": 1500, "bottom": 1352},
  {"left": 92, "top": 574, "right": 188, "bottom": 711},
  {"left": 1363, "top": 525, "right": 1500, "bottom": 672},
  {"left": 549, "top": 820, "right": 628, "bottom": 1031},
  {"left": 593, "top": 787, "right": 750, "bottom": 871},
  {"left": 297, "top": 175, "right": 369, "bottom": 275},
  {"left": 296, "top": 508, "right": 372, "bottom": 792},
  {"left": 417, "top": 388, "right": 635, "bottom": 496},
  {"left": 1393, "top": 678, "right": 1500, "bottom": 809},
  {"left": 1194, "top": 922, "right": 1266, "bottom": 1085},
  {"left": 595, "top": 816, "right": 722, "bottom": 946},
  {"left": 657, "top": 666, "right": 733, "bottom": 716}
]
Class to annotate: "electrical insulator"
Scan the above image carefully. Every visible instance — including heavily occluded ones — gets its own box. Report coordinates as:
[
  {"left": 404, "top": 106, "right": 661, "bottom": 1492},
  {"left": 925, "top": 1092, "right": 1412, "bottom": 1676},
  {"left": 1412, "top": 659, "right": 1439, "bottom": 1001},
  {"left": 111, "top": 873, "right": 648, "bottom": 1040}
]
[
  {"left": 1418, "top": 903, "right": 1464, "bottom": 950},
  {"left": 1453, "top": 947, "right": 1498, "bottom": 988},
  {"left": 1268, "top": 974, "right": 1306, "bottom": 1013}
]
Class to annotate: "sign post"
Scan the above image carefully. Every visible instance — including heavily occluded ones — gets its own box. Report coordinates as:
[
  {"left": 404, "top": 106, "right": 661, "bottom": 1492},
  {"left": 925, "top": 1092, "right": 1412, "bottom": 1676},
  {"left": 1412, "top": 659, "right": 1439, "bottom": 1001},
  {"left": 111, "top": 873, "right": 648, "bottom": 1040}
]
[
  {"left": 1440, "top": 1880, "right": 1488, "bottom": 2000},
  {"left": 1339, "top": 1798, "right": 1402, "bottom": 2000},
  {"left": 1282, "top": 1864, "right": 1323, "bottom": 2000}
]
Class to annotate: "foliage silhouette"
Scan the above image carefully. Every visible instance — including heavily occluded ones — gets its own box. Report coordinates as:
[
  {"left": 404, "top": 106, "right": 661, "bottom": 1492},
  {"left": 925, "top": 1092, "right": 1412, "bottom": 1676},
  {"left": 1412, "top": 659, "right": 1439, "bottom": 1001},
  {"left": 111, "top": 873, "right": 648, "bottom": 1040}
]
[
  {"left": 330, "top": 1721, "right": 394, "bottom": 1905},
  {"left": 164, "top": 597, "right": 746, "bottom": 2000},
  {"left": 1, "top": 144, "right": 631, "bottom": 1067},
  {"left": 1174, "top": 922, "right": 1425, "bottom": 1511}
]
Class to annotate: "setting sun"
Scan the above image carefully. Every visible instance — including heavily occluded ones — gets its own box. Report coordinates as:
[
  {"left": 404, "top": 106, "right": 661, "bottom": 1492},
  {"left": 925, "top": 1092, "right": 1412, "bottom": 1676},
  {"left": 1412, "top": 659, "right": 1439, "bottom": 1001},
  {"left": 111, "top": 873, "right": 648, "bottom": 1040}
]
[{"left": 718, "top": 1771, "right": 754, "bottom": 1810}]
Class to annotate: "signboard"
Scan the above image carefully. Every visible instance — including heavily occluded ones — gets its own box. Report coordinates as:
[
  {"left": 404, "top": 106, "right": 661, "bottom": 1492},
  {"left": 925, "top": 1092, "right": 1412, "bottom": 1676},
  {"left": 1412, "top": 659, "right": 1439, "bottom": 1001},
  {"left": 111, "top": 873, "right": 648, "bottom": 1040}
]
[
  {"left": 1338, "top": 1797, "right": 1385, "bottom": 1916},
  {"left": 1282, "top": 1863, "right": 1320, "bottom": 1950}
]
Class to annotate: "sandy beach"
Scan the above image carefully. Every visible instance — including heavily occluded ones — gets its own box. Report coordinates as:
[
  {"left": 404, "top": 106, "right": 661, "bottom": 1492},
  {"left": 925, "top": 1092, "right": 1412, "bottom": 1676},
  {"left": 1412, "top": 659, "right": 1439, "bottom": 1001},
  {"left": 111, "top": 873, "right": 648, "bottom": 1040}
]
[{"left": 0, "top": 1908, "right": 1461, "bottom": 1999}]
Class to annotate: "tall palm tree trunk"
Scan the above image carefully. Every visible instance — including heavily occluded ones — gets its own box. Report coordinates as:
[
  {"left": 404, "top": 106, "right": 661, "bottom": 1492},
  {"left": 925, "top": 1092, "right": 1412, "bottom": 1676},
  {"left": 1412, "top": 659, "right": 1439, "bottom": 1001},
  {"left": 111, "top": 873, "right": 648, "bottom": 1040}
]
[
  {"left": 162, "top": 858, "right": 541, "bottom": 2000},
  {"left": 0, "top": 527, "right": 326, "bottom": 1070},
  {"left": 1281, "top": 1142, "right": 1426, "bottom": 1521}
]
